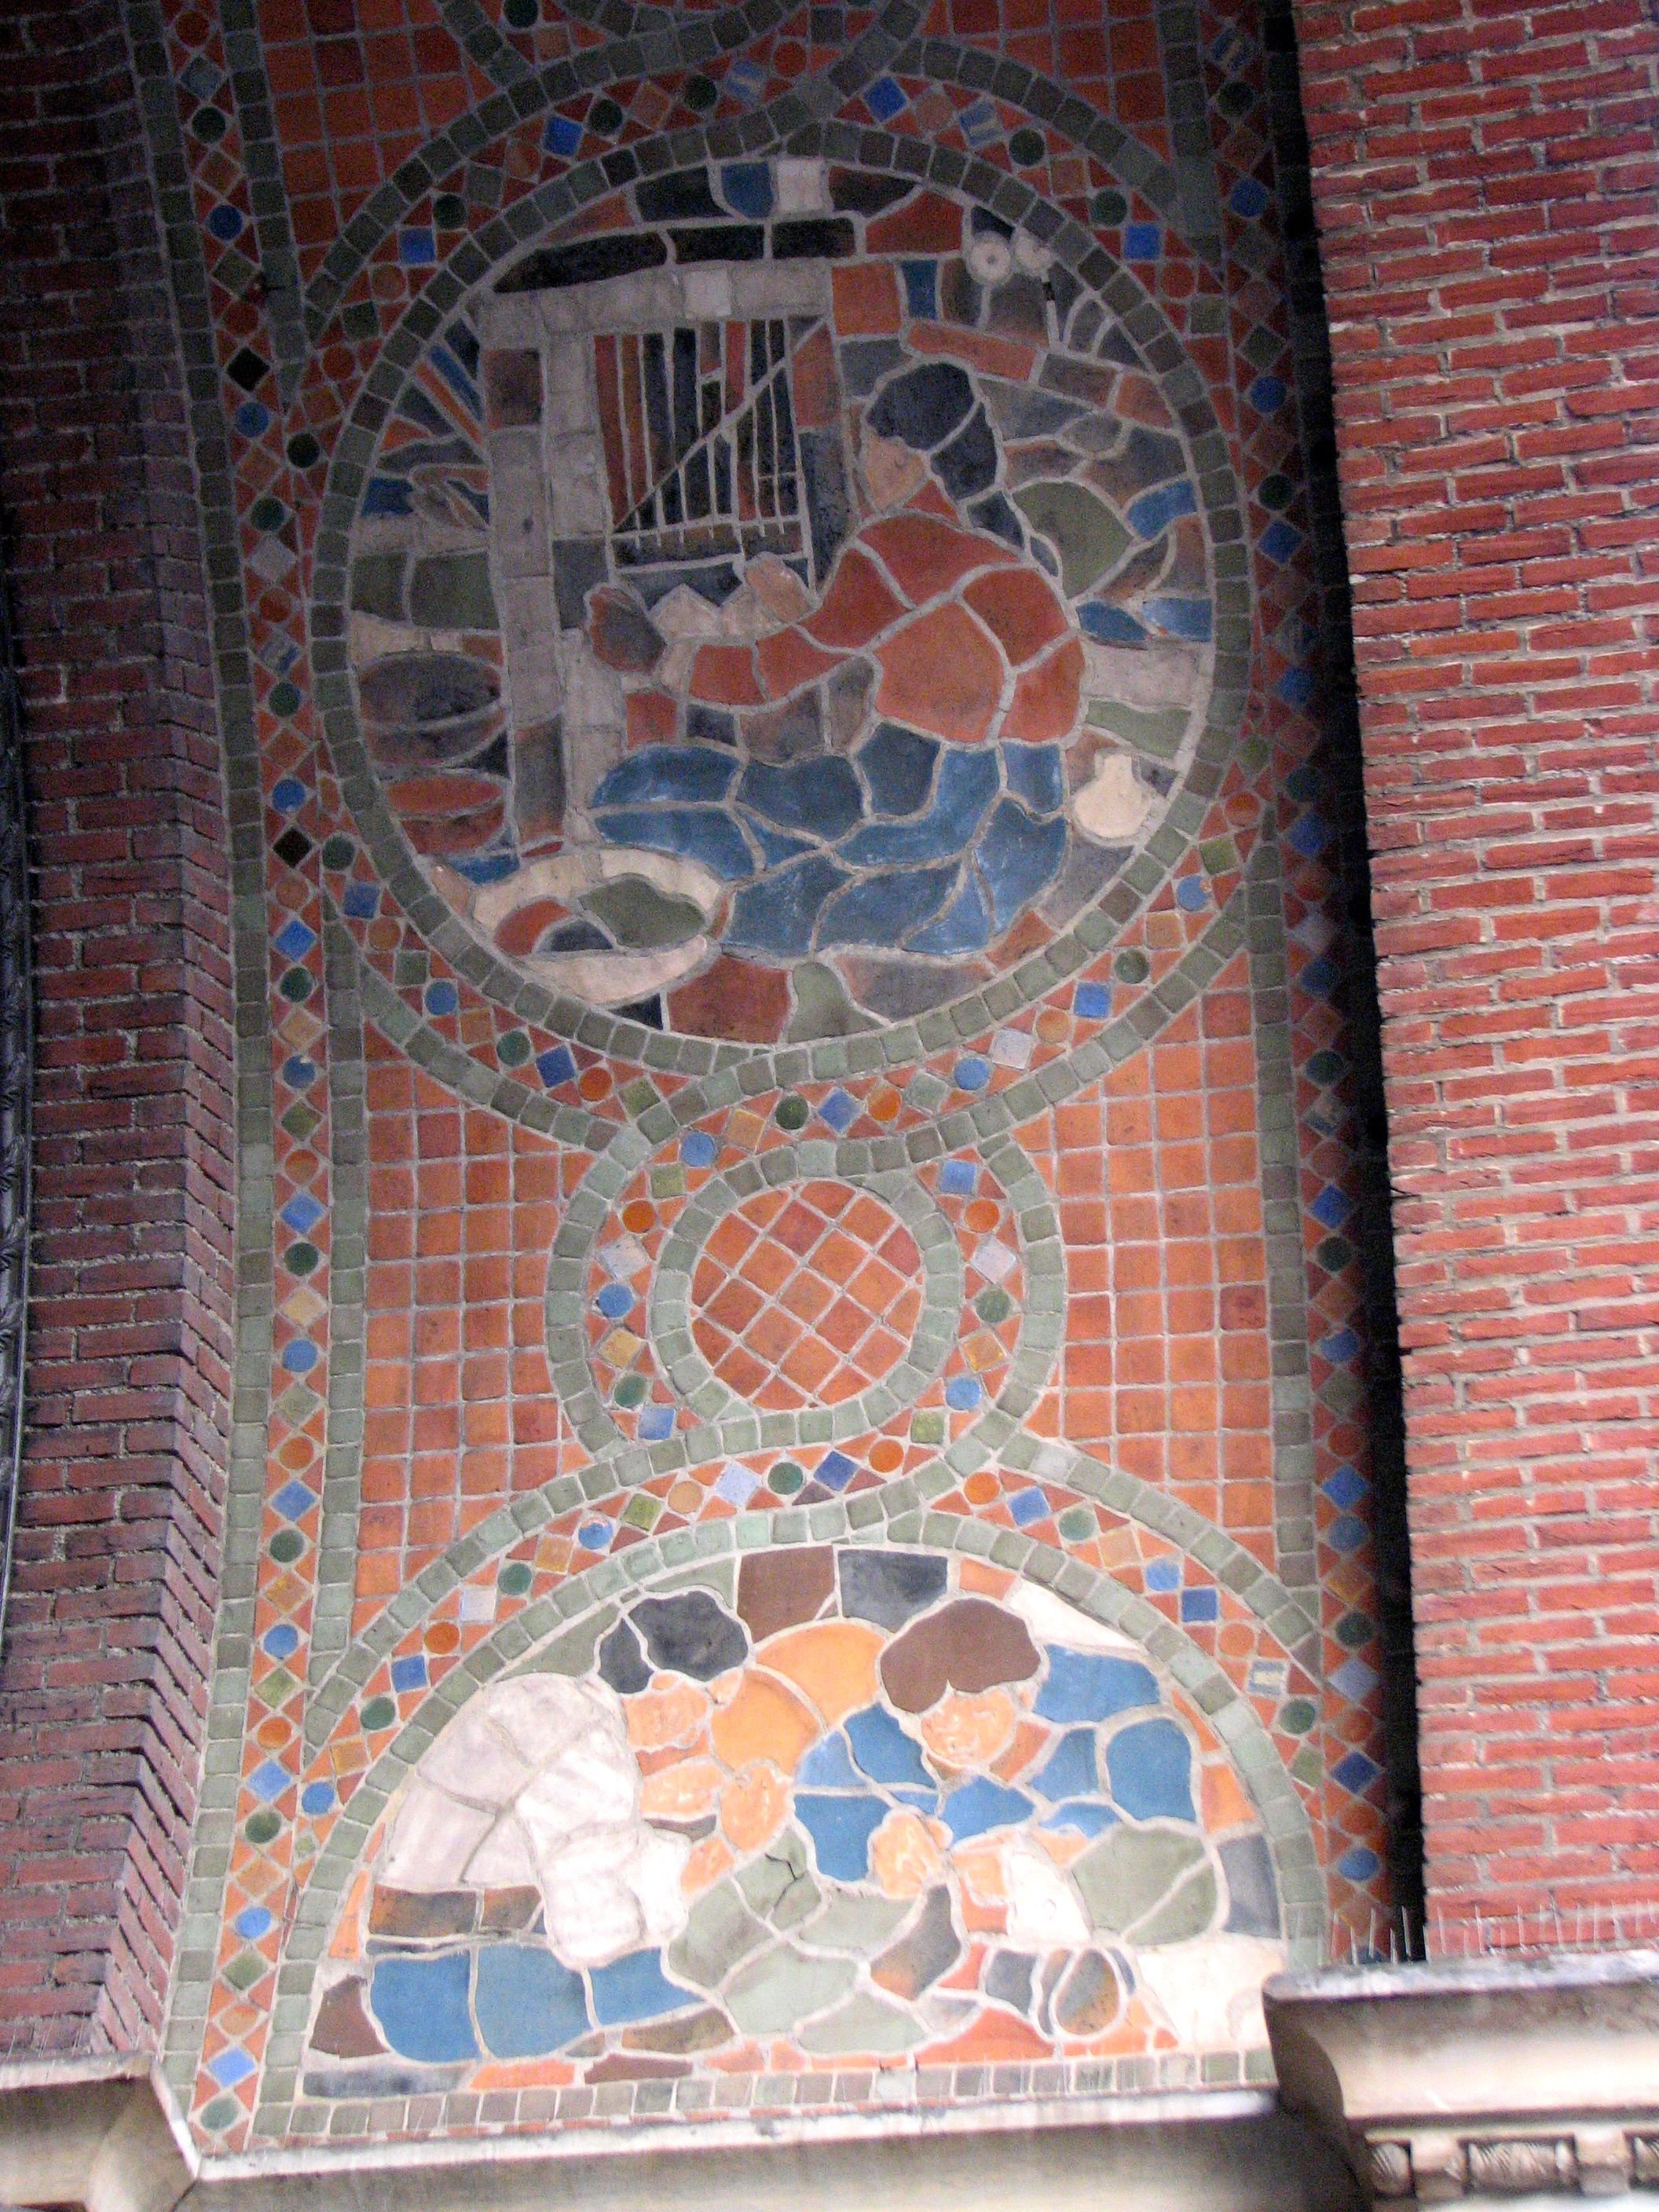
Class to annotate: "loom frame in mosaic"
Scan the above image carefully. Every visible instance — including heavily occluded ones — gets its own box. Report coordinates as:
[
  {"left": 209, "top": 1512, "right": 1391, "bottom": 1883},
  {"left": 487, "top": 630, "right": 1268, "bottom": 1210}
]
[{"left": 309, "top": 127, "right": 1250, "bottom": 1079}]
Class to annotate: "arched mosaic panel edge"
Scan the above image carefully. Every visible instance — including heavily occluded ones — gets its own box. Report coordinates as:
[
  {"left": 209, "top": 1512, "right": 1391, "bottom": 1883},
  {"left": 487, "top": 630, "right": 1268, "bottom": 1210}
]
[
  {"left": 309, "top": 131, "right": 1251, "bottom": 1081},
  {"left": 258, "top": 1529, "right": 1320, "bottom": 2139}
]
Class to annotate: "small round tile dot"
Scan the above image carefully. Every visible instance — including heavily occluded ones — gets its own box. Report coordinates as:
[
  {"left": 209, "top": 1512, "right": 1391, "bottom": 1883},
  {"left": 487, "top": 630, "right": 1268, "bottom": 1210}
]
[
  {"left": 498, "top": 1562, "right": 533, "bottom": 1596},
  {"left": 361, "top": 1695, "right": 396, "bottom": 1730},
  {"left": 775, "top": 1093, "right": 809, "bottom": 1130}
]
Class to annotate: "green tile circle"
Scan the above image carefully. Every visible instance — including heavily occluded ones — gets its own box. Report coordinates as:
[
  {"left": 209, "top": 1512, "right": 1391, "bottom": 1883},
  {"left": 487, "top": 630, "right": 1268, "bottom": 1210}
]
[
  {"left": 310, "top": 144, "right": 1252, "bottom": 1090},
  {"left": 646, "top": 1157, "right": 965, "bottom": 1443}
]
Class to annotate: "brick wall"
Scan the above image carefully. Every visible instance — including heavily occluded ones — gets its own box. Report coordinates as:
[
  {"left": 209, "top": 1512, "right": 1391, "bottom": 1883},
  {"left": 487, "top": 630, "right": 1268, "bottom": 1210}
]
[
  {"left": 0, "top": 0, "right": 233, "bottom": 2051},
  {"left": 1291, "top": 0, "right": 1659, "bottom": 1932}
]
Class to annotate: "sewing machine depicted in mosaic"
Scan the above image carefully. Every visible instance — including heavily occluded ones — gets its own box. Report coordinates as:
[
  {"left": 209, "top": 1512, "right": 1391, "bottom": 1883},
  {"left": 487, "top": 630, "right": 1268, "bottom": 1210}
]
[{"left": 157, "top": 9, "right": 1390, "bottom": 2155}]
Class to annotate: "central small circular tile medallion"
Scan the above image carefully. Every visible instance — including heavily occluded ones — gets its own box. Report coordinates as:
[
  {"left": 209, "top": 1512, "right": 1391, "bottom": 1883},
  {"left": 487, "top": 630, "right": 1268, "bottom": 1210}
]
[{"left": 687, "top": 1180, "right": 923, "bottom": 1412}]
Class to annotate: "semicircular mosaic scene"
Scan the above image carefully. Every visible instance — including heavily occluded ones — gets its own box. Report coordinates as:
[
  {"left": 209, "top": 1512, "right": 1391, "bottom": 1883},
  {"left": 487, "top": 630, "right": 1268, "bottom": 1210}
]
[
  {"left": 307, "top": 1548, "right": 1287, "bottom": 2096},
  {"left": 156, "top": 0, "right": 1396, "bottom": 2164}
]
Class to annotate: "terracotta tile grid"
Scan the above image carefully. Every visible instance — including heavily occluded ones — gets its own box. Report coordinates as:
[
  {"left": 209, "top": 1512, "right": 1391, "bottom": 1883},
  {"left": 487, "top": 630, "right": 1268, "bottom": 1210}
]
[
  {"left": 254, "top": 2, "right": 496, "bottom": 266},
  {"left": 350, "top": 1079, "right": 591, "bottom": 1598},
  {"left": 579, "top": 1147, "right": 1026, "bottom": 1448},
  {"left": 910, "top": 0, "right": 1173, "bottom": 159}
]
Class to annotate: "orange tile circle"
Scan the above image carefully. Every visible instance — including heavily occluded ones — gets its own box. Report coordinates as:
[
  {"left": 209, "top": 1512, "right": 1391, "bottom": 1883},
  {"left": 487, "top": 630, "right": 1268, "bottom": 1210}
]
[{"left": 688, "top": 1180, "right": 923, "bottom": 1412}]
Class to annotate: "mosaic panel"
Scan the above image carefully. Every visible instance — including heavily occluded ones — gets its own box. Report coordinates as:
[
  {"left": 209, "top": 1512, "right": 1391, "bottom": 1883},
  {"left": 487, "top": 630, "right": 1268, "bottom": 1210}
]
[
  {"left": 132, "top": 0, "right": 1393, "bottom": 2164},
  {"left": 306, "top": 1547, "right": 1289, "bottom": 2100},
  {"left": 340, "top": 159, "right": 1225, "bottom": 1048}
]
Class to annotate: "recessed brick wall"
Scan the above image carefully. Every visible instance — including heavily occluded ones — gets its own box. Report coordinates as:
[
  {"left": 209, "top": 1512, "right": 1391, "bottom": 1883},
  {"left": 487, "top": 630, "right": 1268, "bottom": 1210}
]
[
  {"left": 0, "top": 0, "right": 233, "bottom": 2052},
  {"left": 1292, "top": 0, "right": 1659, "bottom": 1931}
]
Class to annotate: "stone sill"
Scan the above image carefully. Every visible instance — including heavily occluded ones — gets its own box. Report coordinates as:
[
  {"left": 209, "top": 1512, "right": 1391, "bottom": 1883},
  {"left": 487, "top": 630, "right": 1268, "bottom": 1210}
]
[
  {"left": 0, "top": 2067, "right": 1357, "bottom": 2212},
  {"left": 13, "top": 1955, "right": 1659, "bottom": 2212},
  {"left": 1264, "top": 1949, "right": 1659, "bottom": 2205}
]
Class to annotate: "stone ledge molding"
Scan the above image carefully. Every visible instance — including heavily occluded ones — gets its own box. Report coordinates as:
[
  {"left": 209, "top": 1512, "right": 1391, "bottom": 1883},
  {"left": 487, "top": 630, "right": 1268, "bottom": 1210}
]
[
  {"left": 0, "top": 2076, "right": 1357, "bottom": 2210},
  {"left": 0, "top": 2058, "right": 194, "bottom": 2212},
  {"left": 1264, "top": 1951, "right": 1659, "bottom": 2206}
]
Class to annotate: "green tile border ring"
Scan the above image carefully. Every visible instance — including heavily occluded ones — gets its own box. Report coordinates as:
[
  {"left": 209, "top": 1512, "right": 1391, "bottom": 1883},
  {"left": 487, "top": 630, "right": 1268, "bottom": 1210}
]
[{"left": 646, "top": 1155, "right": 966, "bottom": 1441}]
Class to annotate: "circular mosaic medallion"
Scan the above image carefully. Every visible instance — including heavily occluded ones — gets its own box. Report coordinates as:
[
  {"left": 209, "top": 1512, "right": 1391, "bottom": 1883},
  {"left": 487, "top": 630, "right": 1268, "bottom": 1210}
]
[{"left": 326, "top": 154, "right": 1245, "bottom": 1064}]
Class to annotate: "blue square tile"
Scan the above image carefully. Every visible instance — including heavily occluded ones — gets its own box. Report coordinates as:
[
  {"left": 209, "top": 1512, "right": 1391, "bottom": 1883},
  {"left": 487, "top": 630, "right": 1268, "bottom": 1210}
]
[
  {"left": 1287, "top": 811, "right": 1331, "bottom": 859},
  {"left": 274, "top": 917, "right": 316, "bottom": 961},
  {"left": 716, "top": 1462, "right": 760, "bottom": 1506},
  {"left": 279, "top": 1192, "right": 324, "bottom": 1236},
  {"left": 1179, "top": 1586, "right": 1219, "bottom": 1624},
  {"left": 537, "top": 1045, "right": 577, "bottom": 1089},
  {"left": 1008, "top": 1487, "right": 1047, "bottom": 1528},
  {"left": 959, "top": 96, "right": 998, "bottom": 145},
  {"left": 247, "top": 1759, "right": 290, "bottom": 1803},
  {"left": 398, "top": 226, "right": 436, "bottom": 266},
  {"left": 818, "top": 1087, "right": 857, "bottom": 1133},
  {"left": 816, "top": 1450, "right": 855, "bottom": 1492},
  {"left": 1124, "top": 222, "right": 1162, "bottom": 260},
  {"left": 1276, "top": 668, "right": 1313, "bottom": 709},
  {"left": 208, "top": 2047, "right": 256, "bottom": 2089},
  {"left": 1260, "top": 517, "right": 1302, "bottom": 563},
  {"left": 270, "top": 1480, "right": 317, "bottom": 1521},
  {"left": 1074, "top": 980, "right": 1111, "bottom": 1020},
  {"left": 939, "top": 1159, "right": 976, "bottom": 1196},
  {"left": 1331, "top": 1656, "right": 1378, "bottom": 1702},
  {"left": 1328, "top": 1512, "right": 1366, "bottom": 1555},
  {"left": 1318, "top": 1327, "right": 1361, "bottom": 1366},
  {"left": 866, "top": 75, "right": 907, "bottom": 119},
  {"left": 1309, "top": 1185, "right": 1352, "bottom": 1230},
  {"left": 342, "top": 881, "right": 379, "bottom": 918},
  {"left": 1333, "top": 1750, "right": 1381, "bottom": 1796},
  {"left": 637, "top": 1405, "right": 674, "bottom": 1441},
  {"left": 544, "top": 114, "right": 582, "bottom": 156},
  {"left": 390, "top": 1654, "right": 428, "bottom": 1694},
  {"left": 1323, "top": 1463, "right": 1368, "bottom": 1509}
]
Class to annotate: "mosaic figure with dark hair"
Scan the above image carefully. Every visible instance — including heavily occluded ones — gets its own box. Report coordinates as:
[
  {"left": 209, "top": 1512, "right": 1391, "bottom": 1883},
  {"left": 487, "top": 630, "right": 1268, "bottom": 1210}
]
[{"left": 540, "top": 357, "right": 1144, "bottom": 1040}]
